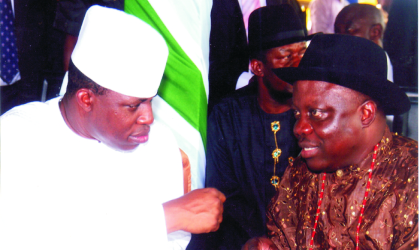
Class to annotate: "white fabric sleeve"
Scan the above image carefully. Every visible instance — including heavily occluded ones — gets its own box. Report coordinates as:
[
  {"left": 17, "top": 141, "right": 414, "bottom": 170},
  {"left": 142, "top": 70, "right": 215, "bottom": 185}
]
[
  {"left": 309, "top": 0, "right": 330, "bottom": 34},
  {"left": 167, "top": 231, "right": 192, "bottom": 250},
  {"left": 236, "top": 71, "right": 254, "bottom": 90},
  {"left": 151, "top": 121, "right": 192, "bottom": 249},
  {"left": 385, "top": 52, "right": 394, "bottom": 82},
  {"left": 0, "top": 101, "right": 182, "bottom": 250}
]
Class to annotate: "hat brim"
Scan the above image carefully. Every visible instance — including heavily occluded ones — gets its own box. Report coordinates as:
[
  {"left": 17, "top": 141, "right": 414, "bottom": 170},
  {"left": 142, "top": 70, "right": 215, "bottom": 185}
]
[
  {"left": 250, "top": 33, "right": 319, "bottom": 53},
  {"left": 272, "top": 67, "right": 411, "bottom": 115}
]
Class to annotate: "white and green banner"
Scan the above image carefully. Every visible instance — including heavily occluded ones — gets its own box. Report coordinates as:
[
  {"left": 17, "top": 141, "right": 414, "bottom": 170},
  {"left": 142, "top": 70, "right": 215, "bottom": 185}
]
[{"left": 125, "top": 0, "right": 211, "bottom": 190}]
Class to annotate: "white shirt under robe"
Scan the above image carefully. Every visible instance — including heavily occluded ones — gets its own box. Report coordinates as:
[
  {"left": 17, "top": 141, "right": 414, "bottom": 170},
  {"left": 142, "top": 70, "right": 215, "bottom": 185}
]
[{"left": 0, "top": 97, "right": 189, "bottom": 249}]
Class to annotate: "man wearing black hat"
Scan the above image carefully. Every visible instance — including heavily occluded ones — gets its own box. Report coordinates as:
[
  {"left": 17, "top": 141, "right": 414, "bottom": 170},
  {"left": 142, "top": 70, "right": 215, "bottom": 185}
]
[
  {"left": 187, "top": 5, "right": 314, "bottom": 250},
  {"left": 244, "top": 34, "right": 417, "bottom": 249},
  {"left": 207, "top": 0, "right": 306, "bottom": 114}
]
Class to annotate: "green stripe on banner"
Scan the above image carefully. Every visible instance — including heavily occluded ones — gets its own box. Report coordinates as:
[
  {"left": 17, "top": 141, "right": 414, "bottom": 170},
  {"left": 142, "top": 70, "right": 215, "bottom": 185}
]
[{"left": 125, "top": 1, "right": 207, "bottom": 148}]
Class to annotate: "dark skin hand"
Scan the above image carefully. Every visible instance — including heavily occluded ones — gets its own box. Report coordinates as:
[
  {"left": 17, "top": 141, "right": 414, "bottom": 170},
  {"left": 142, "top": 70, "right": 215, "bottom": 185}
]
[
  {"left": 242, "top": 237, "right": 278, "bottom": 250},
  {"left": 163, "top": 187, "right": 226, "bottom": 234}
]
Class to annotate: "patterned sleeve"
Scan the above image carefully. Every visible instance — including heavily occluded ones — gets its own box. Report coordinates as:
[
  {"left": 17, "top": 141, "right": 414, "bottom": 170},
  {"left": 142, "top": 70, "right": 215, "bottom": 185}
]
[
  {"left": 266, "top": 158, "right": 302, "bottom": 250},
  {"left": 391, "top": 138, "right": 418, "bottom": 249}
]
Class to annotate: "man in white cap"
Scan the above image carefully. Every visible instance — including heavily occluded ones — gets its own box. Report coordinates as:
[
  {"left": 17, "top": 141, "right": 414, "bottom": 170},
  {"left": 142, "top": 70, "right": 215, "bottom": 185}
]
[{"left": 0, "top": 5, "right": 225, "bottom": 250}]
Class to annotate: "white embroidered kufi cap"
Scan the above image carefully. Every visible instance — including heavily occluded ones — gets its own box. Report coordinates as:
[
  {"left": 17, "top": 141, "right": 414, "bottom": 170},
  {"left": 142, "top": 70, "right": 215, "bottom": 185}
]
[{"left": 71, "top": 5, "right": 168, "bottom": 98}]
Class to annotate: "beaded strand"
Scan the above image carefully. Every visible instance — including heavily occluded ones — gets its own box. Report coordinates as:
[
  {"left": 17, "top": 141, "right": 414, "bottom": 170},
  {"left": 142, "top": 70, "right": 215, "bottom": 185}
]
[
  {"left": 270, "top": 121, "right": 281, "bottom": 189},
  {"left": 309, "top": 172, "right": 326, "bottom": 249},
  {"left": 356, "top": 143, "right": 379, "bottom": 250},
  {"left": 308, "top": 144, "right": 379, "bottom": 250}
]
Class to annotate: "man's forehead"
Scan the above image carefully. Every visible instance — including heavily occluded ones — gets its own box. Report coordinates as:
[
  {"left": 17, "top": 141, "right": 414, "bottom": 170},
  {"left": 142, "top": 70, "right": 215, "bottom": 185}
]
[
  {"left": 339, "top": 6, "right": 380, "bottom": 26},
  {"left": 294, "top": 80, "right": 336, "bottom": 90},
  {"left": 293, "top": 80, "right": 365, "bottom": 103},
  {"left": 103, "top": 88, "right": 155, "bottom": 101},
  {"left": 274, "top": 41, "right": 308, "bottom": 51}
]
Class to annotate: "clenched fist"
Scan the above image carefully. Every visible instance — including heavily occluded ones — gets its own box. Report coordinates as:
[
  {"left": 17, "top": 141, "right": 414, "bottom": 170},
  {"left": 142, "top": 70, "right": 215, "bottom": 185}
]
[
  {"left": 163, "top": 187, "right": 226, "bottom": 234},
  {"left": 242, "top": 237, "right": 278, "bottom": 250}
]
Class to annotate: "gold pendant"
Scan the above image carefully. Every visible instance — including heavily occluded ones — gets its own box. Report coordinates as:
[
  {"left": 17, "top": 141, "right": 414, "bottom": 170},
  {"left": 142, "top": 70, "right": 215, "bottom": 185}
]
[
  {"left": 271, "top": 121, "right": 280, "bottom": 132},
  {"left": 270, "top": 175, "right": 280, "bottom": 189},
  {"left": 272, "top": 148, "right": 282, "bottom": 160}
]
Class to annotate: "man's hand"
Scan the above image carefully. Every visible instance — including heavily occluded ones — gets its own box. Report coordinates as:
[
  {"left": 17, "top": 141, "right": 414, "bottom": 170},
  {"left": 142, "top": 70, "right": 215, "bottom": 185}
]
[
  {"left": 242, "top": 237, "right": 278, "bottom": 250},
  {"left": 163, "top": 187, "right": 226, "bottom": 234}
]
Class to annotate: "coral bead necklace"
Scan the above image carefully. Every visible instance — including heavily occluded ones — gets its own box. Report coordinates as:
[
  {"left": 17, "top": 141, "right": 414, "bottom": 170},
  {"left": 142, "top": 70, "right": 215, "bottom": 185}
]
[{"left": 308, "top": 144, "right": 379, "bottom": 250}]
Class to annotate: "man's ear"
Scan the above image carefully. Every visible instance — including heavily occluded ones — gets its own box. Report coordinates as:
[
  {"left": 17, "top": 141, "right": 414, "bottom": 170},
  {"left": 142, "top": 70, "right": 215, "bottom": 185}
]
[
  {"left": 360, "top": 100, "right": 377, "bottom": 127},
  {"left": 369, "top": 24, "right": 383, "bottom": 43},
  {"left": 75, "top": 88, "right": 94, "bottom": 112},
  {"left": 250, "top": 59, "right": 264, "bottom": 77}
]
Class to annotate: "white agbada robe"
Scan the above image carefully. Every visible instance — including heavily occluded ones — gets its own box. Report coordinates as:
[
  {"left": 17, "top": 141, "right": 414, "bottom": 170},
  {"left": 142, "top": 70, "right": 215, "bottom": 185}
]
[{"left": 0, "top": 97, "right": 189, "bottom": 249}]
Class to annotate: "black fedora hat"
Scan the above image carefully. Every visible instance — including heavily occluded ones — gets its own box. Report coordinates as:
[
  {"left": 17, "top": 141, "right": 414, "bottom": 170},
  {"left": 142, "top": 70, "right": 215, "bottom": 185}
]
[
  {"left": 272, "top": 34, "right": 410, "bottom": 115},
  {"left": 248, "top": 4, "right": 314, "bottom": 53}
]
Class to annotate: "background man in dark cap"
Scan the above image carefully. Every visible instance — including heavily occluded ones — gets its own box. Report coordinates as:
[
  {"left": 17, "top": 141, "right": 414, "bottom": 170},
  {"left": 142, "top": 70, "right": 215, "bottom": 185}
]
[
  {"left": 334, "top": 3, "right": 386, "bottom": 47},
  {"left": 207, "top": 0, "right": 306, "bottom": 114},
  {"left": 244, "top": 34, "right": 417, "bottom": 249},
  {"left": 333, "top": 3, "right": 394, "bottom": 82},
  {"left": 187, "top": 5, "right": 314, "bottom": 250}
]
